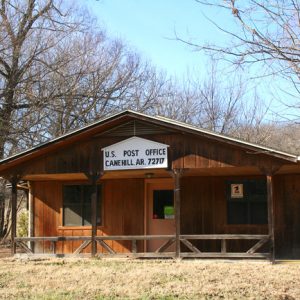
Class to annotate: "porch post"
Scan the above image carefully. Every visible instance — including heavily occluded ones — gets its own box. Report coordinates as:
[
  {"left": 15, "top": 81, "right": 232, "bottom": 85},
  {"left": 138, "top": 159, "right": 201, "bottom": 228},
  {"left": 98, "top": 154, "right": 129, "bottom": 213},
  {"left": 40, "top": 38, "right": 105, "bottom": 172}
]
[
  {"left": 91, "top": 176, "right": 98, "bottom": 257},
  {"left": 86, "top": 172, "right": 102, "bottom": 257},
  {"left": 28, "top": 182, "right": 34, "bottom": 252},
  {"left": 266, "top": 174, "right": 275, "bottom": 263},
  {"left": 173, "top": 169, "right": 182, "bottom": 259},
  {"left": 10, "top": 177, "right": 18, "bottom": 256}
]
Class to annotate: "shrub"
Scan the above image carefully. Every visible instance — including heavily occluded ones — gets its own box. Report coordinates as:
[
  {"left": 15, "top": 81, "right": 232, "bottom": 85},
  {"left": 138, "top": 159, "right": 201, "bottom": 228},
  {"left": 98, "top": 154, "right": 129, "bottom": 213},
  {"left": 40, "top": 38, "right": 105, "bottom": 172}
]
[{"left": 17, "top": 211, "right": 28, "bottom": 237}]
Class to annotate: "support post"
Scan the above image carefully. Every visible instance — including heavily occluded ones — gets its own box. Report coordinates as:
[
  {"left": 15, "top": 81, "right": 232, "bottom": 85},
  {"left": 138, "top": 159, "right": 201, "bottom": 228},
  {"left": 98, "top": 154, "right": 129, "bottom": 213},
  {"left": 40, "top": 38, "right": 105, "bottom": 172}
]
[
  {"left": 173, "top": 169, "right": 182, "bottom": 259},
  {"left": 266, "top": 174, "right": 275, "bottom": 263},
  {"left": 28, "top": 182, "right": 34, "bottom": 252},
  {"left": 91, "top": 176, "right": 98, "bottom": 257},
  {"left": 86, "top": 144, "right": 103, "bottom": 257},
  {"left": 10, "top": 177, "right": 18, "bottom": 256},
  {"left": 86, "top": 171, "right": 103, "bottom": 258}
]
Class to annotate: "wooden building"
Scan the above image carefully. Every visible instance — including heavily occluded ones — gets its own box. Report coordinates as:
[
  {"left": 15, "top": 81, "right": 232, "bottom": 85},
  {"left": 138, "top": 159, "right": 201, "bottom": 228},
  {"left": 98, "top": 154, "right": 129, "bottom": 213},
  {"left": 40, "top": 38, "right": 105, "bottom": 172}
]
[{"left": 0, "top": 110, "right": 300, "bottom": 260}]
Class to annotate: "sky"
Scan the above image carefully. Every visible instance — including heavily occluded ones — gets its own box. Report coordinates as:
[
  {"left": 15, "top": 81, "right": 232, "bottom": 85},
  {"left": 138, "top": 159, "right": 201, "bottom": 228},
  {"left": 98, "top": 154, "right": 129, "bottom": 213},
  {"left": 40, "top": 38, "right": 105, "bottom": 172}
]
[
  {"left": 85, "top": 0, "right": 231, "bottom": 78},
  {"left": 84, "top": 0, "right": 296, "bottom": 119}
]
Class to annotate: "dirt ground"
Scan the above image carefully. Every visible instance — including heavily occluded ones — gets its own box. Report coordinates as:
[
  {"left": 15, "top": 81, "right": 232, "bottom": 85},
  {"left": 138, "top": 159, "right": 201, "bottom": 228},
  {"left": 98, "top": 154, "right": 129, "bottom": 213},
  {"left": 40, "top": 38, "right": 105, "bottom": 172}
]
[
  {"left": 0, "top": 247, "right": 10, "bottom": 258},
  {"left": 0, "top": 256, "right": 300, "bottom": 300}
]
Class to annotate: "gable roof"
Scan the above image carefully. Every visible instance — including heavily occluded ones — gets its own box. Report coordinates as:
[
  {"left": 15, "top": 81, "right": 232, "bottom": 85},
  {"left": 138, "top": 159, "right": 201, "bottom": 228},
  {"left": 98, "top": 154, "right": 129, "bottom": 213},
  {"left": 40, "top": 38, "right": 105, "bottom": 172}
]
[{"left": 0, "top": 110, "right": 298, "bottom": 173}]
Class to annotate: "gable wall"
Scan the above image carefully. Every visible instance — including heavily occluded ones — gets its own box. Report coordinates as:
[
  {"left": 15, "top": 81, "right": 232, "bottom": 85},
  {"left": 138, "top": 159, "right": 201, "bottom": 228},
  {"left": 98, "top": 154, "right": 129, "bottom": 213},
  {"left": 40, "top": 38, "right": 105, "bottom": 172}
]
[{"left": 15, "top": 132, "right": 288, "bottom": 177}]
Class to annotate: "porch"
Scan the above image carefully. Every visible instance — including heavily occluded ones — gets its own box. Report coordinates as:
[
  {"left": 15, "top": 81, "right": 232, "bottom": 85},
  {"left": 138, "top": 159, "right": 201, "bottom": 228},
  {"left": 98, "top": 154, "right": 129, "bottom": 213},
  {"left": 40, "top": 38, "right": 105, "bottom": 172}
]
[
  {"left": 9, "top": 168, "right": 276, "bottom": 261},
  {"left": 15, "top": 234, "right": 270, "bottom": 259}
]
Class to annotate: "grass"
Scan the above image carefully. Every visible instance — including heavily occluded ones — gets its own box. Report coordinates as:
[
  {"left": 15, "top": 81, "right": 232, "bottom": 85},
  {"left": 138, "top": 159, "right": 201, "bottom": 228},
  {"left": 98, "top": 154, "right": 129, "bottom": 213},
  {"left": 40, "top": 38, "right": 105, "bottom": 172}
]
[{"left": 0, "top": 257, "right": 300, "bottom": 299}]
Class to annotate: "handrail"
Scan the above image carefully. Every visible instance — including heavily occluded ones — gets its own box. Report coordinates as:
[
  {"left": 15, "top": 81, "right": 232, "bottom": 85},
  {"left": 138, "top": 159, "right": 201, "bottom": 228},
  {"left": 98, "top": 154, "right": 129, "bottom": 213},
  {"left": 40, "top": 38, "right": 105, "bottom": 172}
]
[
  {"left": 180, "top": 234, "right": 269, "bottom": 240},
  {"left": 15, "top": 234, "right": 268, "bottom": 242},
  {"left": 14, "top": 234, "right": 270, "bottom": 258}
]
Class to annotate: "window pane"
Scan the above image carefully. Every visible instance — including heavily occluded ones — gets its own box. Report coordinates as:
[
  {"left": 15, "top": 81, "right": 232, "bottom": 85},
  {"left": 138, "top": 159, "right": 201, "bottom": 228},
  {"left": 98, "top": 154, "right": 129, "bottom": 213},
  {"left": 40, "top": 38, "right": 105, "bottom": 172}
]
[
  {"left": 227, "top": 179, "right": 267, "bottom": 225},
  {"left": 153, "top": 190, "right": 174, "bottom": 219},
  {"left": 63, "top": 184, "right": 102, "bottom": 227},
  {"left": 82, "top": 185, "right": 93, "bottom": 204},
  {"left": 83, "top": 203, "right": 91, "bottom": 226},
  {"left": 63, "top": 204, "right": 82, "bottom": 226},
  {"left": 63, "top": 185, "right": 81, "bottom": 204},
  {"left": 250, "top": 202, "right": 268, "bottom": 224},
  {"left": 247, "top": 180, "right": 267, "bottom": 198},
  {"left": 227, "top": 201, "right": 248, "bottom": 224}
]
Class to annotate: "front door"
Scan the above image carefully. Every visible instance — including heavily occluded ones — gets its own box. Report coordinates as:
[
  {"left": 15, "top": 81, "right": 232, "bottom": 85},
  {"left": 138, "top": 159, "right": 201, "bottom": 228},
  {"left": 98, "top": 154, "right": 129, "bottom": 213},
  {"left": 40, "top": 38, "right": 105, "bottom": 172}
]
[{"left": 146, "top": 178, "right": 175, "bottom": 252}]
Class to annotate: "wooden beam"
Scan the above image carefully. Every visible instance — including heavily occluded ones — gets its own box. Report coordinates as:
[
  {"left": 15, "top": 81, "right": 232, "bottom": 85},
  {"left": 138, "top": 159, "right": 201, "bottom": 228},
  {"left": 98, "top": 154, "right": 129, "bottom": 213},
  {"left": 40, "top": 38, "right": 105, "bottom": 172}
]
[
  {"left": 16, "top": 241, "right": 33, "bottom": 254},
  {"left": 180, "top": 239, "right": 201, "bottom": 253},
  {"left": 155, "top": 238, "right": 175, "bottom": 253},
  {"left": 10, "top": 177, "right": 18, "bottom": 256},
  {"left": 15, "top": 235, "right": 176, "bottom": 242},
  {"left": 180, "top": 252, "right": 270, "bottom": 258},
  {"left": 247, "top": 237, "right": 269, "bottom": 254},
  {"left": 173, "top": 169, "right": 183, "bottom": 259},
  {"left": 267, "top": 174, "right": 275, "bottom": 263},
  {"left": 86, "top": 170, "right": 103, "bottom": 258},
  {"left": 96, "top": 240, "right": 116, "bottom": 254},
  {"left": 97, "top": 252, "right": 175, "bottom": 258},
  {"left": 131, "top": 240, "right": 137, "bottom": 254},
  {"left": 180, "top": 234, "right": 268, "bottom": 240},
  {"left": 73, "top": 240, "right": 91, "bottom": 254},
  {"left": 28, "top": 182, "right": 34, "bottom": 252},
  {"left": 91, "top": 179, "right": 97, "bottom": 257},
  {"left": 221, "top": 239, "right": 227, "bottom": 254},
  {"left": 15, "top": 236, "right": 92, "bottom": 242}
]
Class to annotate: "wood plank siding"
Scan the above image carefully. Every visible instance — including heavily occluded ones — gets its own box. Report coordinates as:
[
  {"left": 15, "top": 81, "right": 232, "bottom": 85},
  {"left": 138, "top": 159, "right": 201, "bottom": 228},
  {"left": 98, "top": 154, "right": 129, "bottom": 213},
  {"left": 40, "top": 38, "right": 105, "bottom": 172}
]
[
  {"left": 273, "top": 175, "right": 300, "bottom": 259},
  {"left": 32, "top": 179, "right": 144, "bottom": 254},
  {"left": 31, "top": 174, "right": 300, "bottom": 258},
  {"left": 180, "top": 176, "right": 269, "bottom": 254},
  {"left": 11, "top": 132, "right": 289, "bottom": 179}
]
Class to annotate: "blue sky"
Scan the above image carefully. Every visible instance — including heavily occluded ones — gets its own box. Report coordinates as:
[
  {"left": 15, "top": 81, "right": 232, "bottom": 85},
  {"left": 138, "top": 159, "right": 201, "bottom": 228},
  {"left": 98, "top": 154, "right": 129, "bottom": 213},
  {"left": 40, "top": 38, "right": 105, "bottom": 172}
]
[
  {"left": 84, "top": 0, "right": 297, "bottom": 119},
  {"left": 85, "top": 0, "right": 231, "bottom": 77}
]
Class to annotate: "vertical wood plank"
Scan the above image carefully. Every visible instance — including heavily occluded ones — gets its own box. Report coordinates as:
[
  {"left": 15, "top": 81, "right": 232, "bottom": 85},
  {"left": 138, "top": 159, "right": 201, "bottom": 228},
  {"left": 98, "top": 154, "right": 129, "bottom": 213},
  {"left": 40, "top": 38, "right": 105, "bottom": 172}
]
[
  {"left": 91, "top": 177, "right": 98, "bottom": 256},
  {"left": 267, "top": 174, "right": 275, "bottom": 263},
  {"left": 28, "top": 182, "right": 34, "bottom": 252},
  {"left": 173, "top": 169, "right": 182, "bottom": 259},
  {"left": 10, "top": 178, "right": 18, "bottom": 256},
  {"left": 221, "top": 239, "right": 227, "bottom": 253}
]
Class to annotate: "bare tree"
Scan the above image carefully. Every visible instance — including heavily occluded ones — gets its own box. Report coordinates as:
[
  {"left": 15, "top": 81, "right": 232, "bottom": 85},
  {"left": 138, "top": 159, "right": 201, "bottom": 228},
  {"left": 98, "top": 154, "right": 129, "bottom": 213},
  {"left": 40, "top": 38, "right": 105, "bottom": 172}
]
[
  {"left": 0, "top": 0, "right": 84, "bottom": 157},
  {"left": 0, "top": 1, "right": 168, "bottom": 156},
  {"left": 156, "top": 60, "right": 273, "bottom": 140},
  {"left": 0, "top": 0, "right": 169, "bottom": 240},
  {"left": 191, "top": 1, "right": 300, "bottom": 76},
  {"left": 176, "top": 1, "right": 300, "bottom": 119}
]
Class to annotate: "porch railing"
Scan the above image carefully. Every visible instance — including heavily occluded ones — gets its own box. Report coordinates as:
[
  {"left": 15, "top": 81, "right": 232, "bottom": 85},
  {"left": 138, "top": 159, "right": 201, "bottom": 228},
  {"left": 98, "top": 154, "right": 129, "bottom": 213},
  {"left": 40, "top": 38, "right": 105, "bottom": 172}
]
[{"left": 14, "top": 234, "right": 270, "bottom": 259}]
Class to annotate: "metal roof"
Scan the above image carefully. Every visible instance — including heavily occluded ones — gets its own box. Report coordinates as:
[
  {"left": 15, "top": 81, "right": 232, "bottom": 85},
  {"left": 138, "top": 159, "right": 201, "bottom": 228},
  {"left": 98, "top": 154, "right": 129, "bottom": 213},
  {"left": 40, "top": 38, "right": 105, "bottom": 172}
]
[{"left": 0, "top": 109, "right": 299, "bottom": 165}]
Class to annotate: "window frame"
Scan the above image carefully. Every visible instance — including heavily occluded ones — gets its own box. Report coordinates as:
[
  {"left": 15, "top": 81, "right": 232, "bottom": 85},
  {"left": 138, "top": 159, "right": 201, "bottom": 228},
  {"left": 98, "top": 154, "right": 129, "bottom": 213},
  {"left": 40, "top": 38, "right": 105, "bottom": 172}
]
[
  {"left": 226, "top": 178, "right": 268, "bottom": 225},
  {"left": 61, "top": 182, "right": 103, "bottom": 228}
]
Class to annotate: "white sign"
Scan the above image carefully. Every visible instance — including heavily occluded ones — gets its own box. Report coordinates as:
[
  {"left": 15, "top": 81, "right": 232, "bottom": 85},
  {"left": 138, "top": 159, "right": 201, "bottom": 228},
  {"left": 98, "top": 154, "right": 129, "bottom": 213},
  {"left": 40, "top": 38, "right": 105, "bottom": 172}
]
[
  {"left": 102, "top": 137, "right": 169, "bottom": 171},
  {"left": 231, "top": 184, "right": 244, "bottom": 198}
]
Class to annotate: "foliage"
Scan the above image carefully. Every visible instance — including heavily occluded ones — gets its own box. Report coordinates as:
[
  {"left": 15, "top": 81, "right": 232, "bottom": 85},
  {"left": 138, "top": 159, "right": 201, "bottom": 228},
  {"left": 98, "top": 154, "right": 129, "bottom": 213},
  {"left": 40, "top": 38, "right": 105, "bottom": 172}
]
[{"left": 17, "top": 210, "right": 28, "bottom": 238}]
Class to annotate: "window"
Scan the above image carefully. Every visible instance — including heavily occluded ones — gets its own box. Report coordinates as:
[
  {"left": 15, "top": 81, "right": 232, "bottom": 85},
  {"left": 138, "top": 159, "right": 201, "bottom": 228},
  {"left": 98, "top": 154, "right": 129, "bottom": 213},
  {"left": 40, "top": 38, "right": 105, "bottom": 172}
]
[
  {"left": 63, "top": 185, "right": 102, "bottom": 226},
  {"left": 227, "top": 179, "right": 267, "bottom": 225},
  {"left": 153, "top": 190, "right": 174, "bottom": 219}
]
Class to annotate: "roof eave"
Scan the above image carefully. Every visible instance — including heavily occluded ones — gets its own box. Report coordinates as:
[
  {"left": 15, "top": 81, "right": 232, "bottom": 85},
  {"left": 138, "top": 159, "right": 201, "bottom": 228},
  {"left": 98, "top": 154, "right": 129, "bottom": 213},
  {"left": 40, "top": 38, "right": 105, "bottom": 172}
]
[{"left": 0, "top": 109, "right": 298, "bottom": 169}]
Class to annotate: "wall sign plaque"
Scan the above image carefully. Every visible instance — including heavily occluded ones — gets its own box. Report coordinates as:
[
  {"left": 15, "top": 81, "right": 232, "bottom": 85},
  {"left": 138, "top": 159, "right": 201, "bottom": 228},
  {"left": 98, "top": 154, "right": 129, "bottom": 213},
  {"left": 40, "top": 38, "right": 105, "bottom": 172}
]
[
  {"left": 102, "top": 136, "right": 169, "bottom": 171},
  {"left": 231, "top": 184, "right": 244, "bottom": 198}
]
